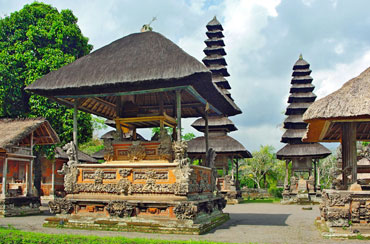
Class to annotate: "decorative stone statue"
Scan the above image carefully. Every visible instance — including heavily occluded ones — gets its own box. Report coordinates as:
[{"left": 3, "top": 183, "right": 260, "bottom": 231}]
[{"left": 62, "top": 141, "right": 78, "bottom": 166}]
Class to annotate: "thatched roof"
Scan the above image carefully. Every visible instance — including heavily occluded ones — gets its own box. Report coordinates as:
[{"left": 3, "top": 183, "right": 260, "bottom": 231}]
[
  {"left": 55, "top": 147, "right": 98, "bottom": 163},
  {"left": 26, "top": 31, "right": 241, "bottom": 119},
  {"left": 0, "top": 118, "right": 60, "bottom": 150},
  {"left": 303, "top": 67, "right": 370, "bottom": 142},
  {"left": 303, "top": 67, "right": 370, "bottom": 121},
  {"left": 276, "top": 143, "right": 331, "bottom": 160},
  {"left": 92, "top": 149, "right": 104, "bottom": 160},
  {"left": 187, "top": 135, "right": 252, "bottom": 158},
  {"left": 191, "top": 116, "right": 237, "bottom": 132}
]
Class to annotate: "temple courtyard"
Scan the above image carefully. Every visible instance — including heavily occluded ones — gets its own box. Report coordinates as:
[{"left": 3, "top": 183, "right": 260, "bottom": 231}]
[{"left": 0, "top": 202, "right": 365, "bottom": 244}]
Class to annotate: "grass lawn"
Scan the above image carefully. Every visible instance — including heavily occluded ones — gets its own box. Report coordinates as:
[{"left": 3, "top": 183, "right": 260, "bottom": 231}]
[{"left": 0, "top": 226, "right": 244, "bottom": 244}]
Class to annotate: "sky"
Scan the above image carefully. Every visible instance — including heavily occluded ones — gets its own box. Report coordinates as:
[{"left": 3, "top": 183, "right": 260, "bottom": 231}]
[{"left": 1, "top": 0, "right": 370, "bottom": 152}]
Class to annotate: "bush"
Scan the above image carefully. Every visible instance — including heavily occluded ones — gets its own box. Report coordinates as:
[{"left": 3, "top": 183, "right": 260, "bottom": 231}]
[{"left": 268, "top": 186, "right": 283, "bottom": 198}]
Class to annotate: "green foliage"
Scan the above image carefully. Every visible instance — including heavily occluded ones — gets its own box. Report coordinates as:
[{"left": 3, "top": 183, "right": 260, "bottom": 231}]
[
  {"left": 0, "top": 2, "right": 93, "bottom": 147},
  {"left": 0, "top": 226, "right": 238, "bottom": 244},
  {"left": 268, "top": 186, "right": 283, "bottom": 198},
  {"left": 79, "top": 137, "right": 104, "bottom": 155},
  {"left": 319, "top": 154, "right": 338, "bottom": 189},
  {"left": 92, "top": 116, "right": 108, "bottom": 132},
  {"left": 239, "top": 145, "right": 285, "bottom": 189},
  {"left": 151, "top": 127, "right": 195, "bottom": 141}
]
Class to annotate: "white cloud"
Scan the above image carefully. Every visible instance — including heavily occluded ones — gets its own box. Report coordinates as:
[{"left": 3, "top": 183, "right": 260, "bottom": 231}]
[
  {"left": 334, "top": 43, "right": 344, "bottom": 54},
  {"left": 314, "top": 50, "right": 370, "bottom": 99},
  {"left": 301, "top": 0, "right": 316, "bottom": 7}
]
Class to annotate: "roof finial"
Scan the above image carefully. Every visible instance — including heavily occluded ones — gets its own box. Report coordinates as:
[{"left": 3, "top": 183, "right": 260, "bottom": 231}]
[
  {"left": 141, "top": 17, "right": 157, "bottom": 32},
  {"left": 299, "top": 53, "right": 303, "bottom": 60}
]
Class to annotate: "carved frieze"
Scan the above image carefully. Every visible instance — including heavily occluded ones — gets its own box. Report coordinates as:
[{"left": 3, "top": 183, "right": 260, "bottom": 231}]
[
  {"left": 128, "top": 142, "right": 146, "bottom": 161},
  {"left": 106, "top": 201, "right": 134, "bottom": 218},
  {"left": 48, "top": 198, "right": 73, "bottom": 214},
  {"left": 133, "top": 170, "right": 169, "bottom": 181},
  {"left": 119, "top": 169, "right": 132, "bottom": 178},
  {"left": 173, "top": 202, "right": 198, "bottom": 220}
]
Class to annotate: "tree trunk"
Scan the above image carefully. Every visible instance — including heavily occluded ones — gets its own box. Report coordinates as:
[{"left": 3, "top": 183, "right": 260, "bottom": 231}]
[{"left": 33, "top": 150, "right": 42, "bottom": 196}]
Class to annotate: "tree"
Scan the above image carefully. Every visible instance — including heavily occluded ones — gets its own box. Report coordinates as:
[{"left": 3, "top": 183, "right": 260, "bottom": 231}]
[
  {"left": 151, "top": 127, "right": 195, "bottom": 141},
  {"left": 239, "top": 145, "right": 283, "bottom": 189},
  {"left": 0, "top": 2, "right": 93, "bottom": 145}
]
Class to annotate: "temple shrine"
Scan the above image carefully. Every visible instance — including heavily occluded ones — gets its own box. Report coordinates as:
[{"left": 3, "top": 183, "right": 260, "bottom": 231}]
[
  {"left": 277, "top": 55, "right": 331, "bottom": 204},
  {"left": 188, "top": 17, "right": 252, "bottom": 204},
  {"left": 0, "top": 118, "right": 59, "bottom": 217},
  {"left": 26, "top": 30, "right": 241, "bottom": 234},
  {"left": 303, "top": 67, "right": 370, "bottom": 232}
]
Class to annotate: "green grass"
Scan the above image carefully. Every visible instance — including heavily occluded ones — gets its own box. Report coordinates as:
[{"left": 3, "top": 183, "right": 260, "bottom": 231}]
[
  {"left": 0, "top": 226, "right": 244, "bottom": 244},
  {"left": 240, "top": 198, "right": 281, "bottom": 204}
]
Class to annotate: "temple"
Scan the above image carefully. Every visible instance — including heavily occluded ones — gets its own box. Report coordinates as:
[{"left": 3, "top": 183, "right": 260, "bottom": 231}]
[
  {"left": 303, "top": 67, "right": 370, "bottom": 232},
  {"left": 187, "top": 17, "right": 252, "bottom": 204},
  {"left": 277, "top": 55, "right": 331, "bottom": 204},
  {"left": 26, "top": 30, "right": 241, "bottom": 234},
  {"left": 0, "top": 118, "right": 59, "bottom": 217}
]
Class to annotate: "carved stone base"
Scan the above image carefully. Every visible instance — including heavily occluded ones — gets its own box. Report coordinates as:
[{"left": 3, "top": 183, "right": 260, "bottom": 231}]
[
  {"left": 220, "top": 190, "right": 243, "bottom": 204},
  {"left": 44, "top": 197, "right": 228, "bottom": 234},
  {"left": 0, "top": 197, "right": 41, "bottom": 217}
]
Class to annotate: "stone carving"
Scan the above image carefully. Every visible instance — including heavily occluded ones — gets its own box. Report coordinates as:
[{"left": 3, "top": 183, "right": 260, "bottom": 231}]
[
  {"left": 119, "top": 169, "right": 132, "bottom": 177},
  {"left": 63, "top": 141, "right": 79, "bottom": 166},
  {"left": 206, "top": 148, "right": 217, "bottom": 168},
  {"left": 106, "top": 201, "right": 134, "bottom": 218},
  {"left": 173, "top": 202, "right": 198, "bottom": 220},
  {"left": 327, "top": 193, "right": 351, "bottom": 207},
  {"left": 94, "top": 169, "right": 104, "bottom": 184},
  {"left": 104, "top": 139, "right": 114, "bottom": 162},
  {"left": 128, "top": 142, "right": 146, "bottom": 161},
  {"left": 133, "top": 170, "right": 169, "bottom": 180},
  {"left": 130, "top": 181, "right": 175, "bottom": 194},
  {"left": 173, "top": 141, "right": 189, "bottom": 166},
  {"left": 58, "top": 164, "right": 79, "bottom": 194},
  {"left": 158, "top": 130, "right": 172, "bottom": 160},
  {"left": 48, "top": 198, "right": 73, "bottom": 214}
]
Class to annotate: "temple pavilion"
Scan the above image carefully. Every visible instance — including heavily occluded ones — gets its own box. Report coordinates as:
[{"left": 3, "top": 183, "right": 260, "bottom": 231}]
[
  {"left": 277, "top": 55, "right": 331, "bottom": 204},
  {"left": 0, "top": 118, "right": 59, "bottom": 217},
  {"left": 303, "top": 66, "right": 370, "bottom": 230},
  {"left": 26, "top": 30, "right": 241, "bottom": 234},
  {"left": 188, "top": 17, "right": 252, "bottom": 204}
]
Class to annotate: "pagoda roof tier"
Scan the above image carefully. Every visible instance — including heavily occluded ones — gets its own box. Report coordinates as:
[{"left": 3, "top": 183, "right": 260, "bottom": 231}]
[
  {"left": 187, "top": 135, "right": 252, "bottom": 158},
  {"left": 206, "top": 30, "right": 224, "bottom": 39},
  {"left": 204, "top": 46, "right": 226, "bottom": 56},
  {"left": 293, "top": 58, "right": 310, "bottom": 70},
  {"left": 288, "top": 92, "right": 317, "bottom": 103},
  {"left": 26, "top": 31, "right": 241, "bottom": 118},
  {"left": 222, "top": 89, "right": 233, "bottom": 100},
  {"left": 191, "top": 116, "right": 237, "bottom": 132},
  {"left": 290, "top": 83, "right": 315, "bottom": 93},
  {"left": 281, "top": 129, "right": 308, "bottom": 143},
  {"left": 208, "top": 65, "right": 230, "bottom": 77},
  {"left": 205, "top": 38, "right": 225, "bottom": 47},
  {"left": 214, "top": 80, "right": 231, "bottom": 90},
  {"left": 292, "top": 68, "right": 312, "bottom": 76},
  {"left": 291, "top": 75, "right": 313, "bottom": 84},
  {"left": 285, "top": 102, "right": 311, "bottom": 115},
  {"left": 202, "top": 55, "right": 227, "bottom": 66},
  {"left": 276, "top": 143, "right": 331, "bottom": 159},
  {"left": 283, "top": 115, "right": 307, "bottom": 129},
  {"left": 206, "top": 16, "right": 223, "bottom": 31}
]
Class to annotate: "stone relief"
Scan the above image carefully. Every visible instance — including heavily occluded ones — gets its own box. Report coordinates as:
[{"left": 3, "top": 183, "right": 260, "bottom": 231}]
[
  {"left": 63, "top": 141, "right": 79, "bottom": 166},
  {"left": 58, "top": 165, "right": 79, "bottom": 194},
  {"left": 158, "top": 130, "right": 172, "bottom": 160},
  {"left": 327, "top": 193, "right": 351, "bottom": 207},
  {"left": 173, "top": 202, "right": 198, "bottom": 220},
  {"left": 133, "top": 170, "right": 169, "bottom": 180},
  {"left": 106, "top": 201, "right": 134, "bottom": 218},
  {"left": 48, "top": 198, "right": 73, "bottom": 214},
  {"left": 128, "top": 142, "right": 146, "bottom": 161},
  {"left": 103, "top": 139, "right": 114, "bottom": 162},
  {"left": 173, "top": 141, "right": 189, "bottom": 166},
  {"left": 119, "top": 169, "right": 132, "bottom": 177}
]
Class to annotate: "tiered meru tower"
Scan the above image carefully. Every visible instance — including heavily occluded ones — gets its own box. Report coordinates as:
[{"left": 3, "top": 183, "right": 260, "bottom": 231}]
[
  {"left": 188, "top": 17, "right": 252, "bottom": 204},
  {"left": 277, "top": 55, "right": 331, "bottom": 204}
]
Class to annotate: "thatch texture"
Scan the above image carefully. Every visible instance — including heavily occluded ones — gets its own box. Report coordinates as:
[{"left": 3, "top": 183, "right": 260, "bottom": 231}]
[
  {"left": 26, "top": 31, "right": 240, "bottom": 118},
  {"left": 92, "top": 149, "right": 104, "bottom": 160},
  {"left": 276, "top": 144, "right": 331, "bottom": 159},
  {"left": 187, "top": 135, "right": 252, "bottom": 158},
  {"left": 55, "top": 147, "right": 98, "bottom": 163},
  {"left": 0, "top": 118, "right": 59, "bottom": 149},
  {"left": 191, "top": 116, "right": 237, "bottom": 132},
  {"left": 303, "top": 67, "right": 370, "bottom": 121}
]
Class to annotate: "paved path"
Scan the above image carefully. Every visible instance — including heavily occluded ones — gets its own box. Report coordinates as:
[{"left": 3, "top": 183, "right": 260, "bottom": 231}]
[{"left": 0, "top": 203, "right": 365, "bottom": 244}]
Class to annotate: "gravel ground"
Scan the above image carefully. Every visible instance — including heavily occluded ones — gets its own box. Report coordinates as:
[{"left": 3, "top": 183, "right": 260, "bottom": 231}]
[{"left": 0, "top": 202, "right": 365, "bottom": 244}]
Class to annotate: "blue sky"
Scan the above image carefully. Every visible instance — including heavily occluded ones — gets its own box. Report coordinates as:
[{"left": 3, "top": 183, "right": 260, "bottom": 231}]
[{"left": 1, "top": 0, "right": 369, "bottom": 152}]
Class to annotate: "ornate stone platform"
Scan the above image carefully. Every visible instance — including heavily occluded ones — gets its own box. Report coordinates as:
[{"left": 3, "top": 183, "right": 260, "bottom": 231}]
[{"left": 0, "top": 196, "right": 41, "bottom": 217}]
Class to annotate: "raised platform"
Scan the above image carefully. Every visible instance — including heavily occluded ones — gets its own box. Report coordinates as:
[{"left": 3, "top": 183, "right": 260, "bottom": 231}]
[{"left": 0, "top": 196, "right": 41, "bottom": 217}]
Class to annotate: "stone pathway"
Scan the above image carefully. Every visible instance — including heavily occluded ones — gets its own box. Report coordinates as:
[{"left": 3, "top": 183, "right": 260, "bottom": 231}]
[{"left": 0, "top": 203, "right": 365, "bottom": 244}]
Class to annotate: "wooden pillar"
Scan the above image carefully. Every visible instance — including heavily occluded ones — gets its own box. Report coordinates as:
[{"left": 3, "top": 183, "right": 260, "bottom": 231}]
[
  {"left": 29, "top": 132, "right": 34, "bottom": 196},
  {"left": 313, "top": 159, "right": 317, "bottom": 192},
  {"left": 284, "top": 160, "right": 289, "bottom": 190},
  {"left": 51, "top": 160, "right": 55, "bottom": 196},
  {"left": 25, "top": 162, "right": 29, "bottom": 195},
  {"left": 231, "top": 156, "right": 234, "bottom": 181},
  {"left": 317, "top": 160, "right": 321, "bottom": 191},
  {"left": 2, "top": 158, "right": 8, "bottom": 197},
  {"left": 115, "top": 96, "right": 123, "bottom": 140},
  {"left": 73, "top": 100, "right": 78, "bottom": 147},
  {"left": 176, "top": 90, "right": 182, "bottom": 141},
  {"left": 205, "top": 108, "right": 209, "bottom": 158},
  {"left": 235, "top": 158, "right": 239, "bottom": 184},
  {"left": 341, "top": 122, "right": 357, "bottom": 187}
]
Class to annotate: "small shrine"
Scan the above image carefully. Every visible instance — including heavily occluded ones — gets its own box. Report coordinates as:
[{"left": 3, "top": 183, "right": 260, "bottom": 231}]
[
  {"left": 188, "top": 116, "right": 251, "bottom": 204},
  {"left": 187, "top": 17, "right": 252, "bottom": 204},
  {"left": 277, "top": 55, "right": 331, "bottom": 204},
  {"left": 303, "top": 67, "right": 370, "bottom": 232},
  {"left": 0, "top": 118, "right": 59, "bottom": 217},
  {"left": 41, "top": 146, "right": 98, "bottom": 200},
  {"left": 26, "top": 30, "right": 241, "bottom": 234}
]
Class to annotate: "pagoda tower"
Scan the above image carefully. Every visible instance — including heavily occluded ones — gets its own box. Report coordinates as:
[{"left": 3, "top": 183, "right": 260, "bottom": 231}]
[
  {"left": 187, "top": 17, "right": 252, "bottom": 204},
  {"left": 277, "top": 55, "right": 331, "bottom": 204}
]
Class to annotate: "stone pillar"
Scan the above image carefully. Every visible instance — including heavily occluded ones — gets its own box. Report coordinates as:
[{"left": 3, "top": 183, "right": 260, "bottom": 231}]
[
  {"left": 2, "top": 158, "right": 8, "bottom": 198},
  {"left": 51, "top": 160, "right": 55, "bottom": 196}
]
